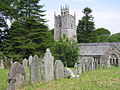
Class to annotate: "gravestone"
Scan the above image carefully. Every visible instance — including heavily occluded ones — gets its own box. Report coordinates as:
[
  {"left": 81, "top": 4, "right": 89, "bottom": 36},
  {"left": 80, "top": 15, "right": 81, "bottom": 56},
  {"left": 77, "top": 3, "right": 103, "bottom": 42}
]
[
  {"left": 64, "top": 68, "right": 76, "bottom": 78},
  {"left": 30, "top": 55, "right": 43, "bottom": 83},
  {"left": 7, "top": 62, "right": 26, "bottom": 89},
  {"left": 54, "top": 60, "right": 64, "bottom": 79},
  {"left": 10, "top": 59, "right": 13, "bottom": 66},
  {"left": 74, "top": 63, "right": 78, "bottom": 75},
  {"left": 22, "top": 58, "right": 28, "bottom": 68},
  {"left": 77, "top": 63, "right": 82, "bottom": 74},
  {"left": 0, "top": 59, "right": 4, "bottom": 69},
  {"left": 43, "top": 48, "right": 54, "bottom": 81},
  {"left": 28, "top": 55, "right": 33, "bottom": 66}
]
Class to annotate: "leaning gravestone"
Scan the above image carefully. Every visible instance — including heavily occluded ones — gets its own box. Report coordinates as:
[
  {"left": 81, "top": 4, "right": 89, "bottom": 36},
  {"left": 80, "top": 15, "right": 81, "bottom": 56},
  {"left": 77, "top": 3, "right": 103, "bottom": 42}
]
[
  {"left": 64, "top": 68, "right": 76, "bottom": 78},
  {"left": 0, "top": 59, "right": 4, "bottom": 69},
  {"left": 22, "top": 58, "right": 28, "bottom": 68},
  {"left": 30, "top": 55, "right": 43, "bottom": 83},
  {"left": 28, "top": 55, "right": 33, "bottom": 66},
  {"left": 43, "top": 48, "right": 54, "bottom": 82},
  {"left": 54, "top": 60, "right": 64, "bottom": 79},
  {"left": 7, "top": 62, "right": 26, "bottom": 90}
]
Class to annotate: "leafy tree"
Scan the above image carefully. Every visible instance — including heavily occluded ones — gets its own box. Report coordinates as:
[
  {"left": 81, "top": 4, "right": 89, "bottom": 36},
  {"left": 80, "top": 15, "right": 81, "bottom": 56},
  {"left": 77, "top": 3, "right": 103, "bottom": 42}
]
[
  {"left": 77, "top": 7, "right": 97, "bottom": 43},
  {"left": 3, "top": 0, "right": 52, "bottom": 59},
  {"left": 107, "top": 33, "right": 120, "bottom": 42},
  {"left": 95, "top": 28, "right": 111, "bottom": 42},
  {"left": 51, "top": 35, "right": 79, "bottom": 67}
]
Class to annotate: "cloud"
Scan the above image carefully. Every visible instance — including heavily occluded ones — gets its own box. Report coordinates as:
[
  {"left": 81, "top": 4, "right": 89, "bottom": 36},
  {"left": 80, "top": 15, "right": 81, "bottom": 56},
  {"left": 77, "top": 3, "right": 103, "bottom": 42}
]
[
  {"left": 93, "top": 11, "right": 120, "bottom": 34},
  {"left": 73, "top": 0, "right": 95, "bottom": 2},
  {"left": 45, "top": 8, "right": 120, "bottom": 34},
  {"left": 63, "top": 0, "right": 95, "bottom": 2}
]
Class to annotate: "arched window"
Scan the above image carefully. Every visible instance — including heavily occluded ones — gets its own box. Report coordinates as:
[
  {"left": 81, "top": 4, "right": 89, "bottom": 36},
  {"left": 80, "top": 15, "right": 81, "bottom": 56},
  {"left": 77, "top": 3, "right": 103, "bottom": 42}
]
[{"left": 110, "top": 54, "right": 118, "bottom": 66}]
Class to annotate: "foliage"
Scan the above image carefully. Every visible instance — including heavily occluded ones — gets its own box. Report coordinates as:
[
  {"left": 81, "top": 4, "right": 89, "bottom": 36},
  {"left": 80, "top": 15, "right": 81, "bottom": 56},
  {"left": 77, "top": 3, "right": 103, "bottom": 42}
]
[
  {"left": 2, "top": 0, "right": 52, "bottom": 60},
  {"left": 107, "top": 33, "right": 120, "bottom": 42},
  {"left": 95, "top": 28, "right": 111, "bottom": 42},
  {"left": 0, "top": 51, "right": 4, "bottom": 59},
  {"left": 51, "top": 35, "right": 79, "bottom": 67},
  {"left": 77, "top": 7, "right": 97, "bottom": 43}
]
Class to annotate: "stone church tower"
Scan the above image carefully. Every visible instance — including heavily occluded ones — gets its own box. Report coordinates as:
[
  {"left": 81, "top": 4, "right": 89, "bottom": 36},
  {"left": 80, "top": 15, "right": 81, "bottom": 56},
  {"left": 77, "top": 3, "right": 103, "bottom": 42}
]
[{"left": 54, "top": 6, "right": 76, "bottom": 41}]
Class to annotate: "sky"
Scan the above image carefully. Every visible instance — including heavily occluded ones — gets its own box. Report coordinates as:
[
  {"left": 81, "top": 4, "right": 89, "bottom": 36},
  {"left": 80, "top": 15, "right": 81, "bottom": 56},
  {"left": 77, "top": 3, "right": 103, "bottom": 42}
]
[{"left": 40, "top": 0, "right": 120, "bottom": 34}]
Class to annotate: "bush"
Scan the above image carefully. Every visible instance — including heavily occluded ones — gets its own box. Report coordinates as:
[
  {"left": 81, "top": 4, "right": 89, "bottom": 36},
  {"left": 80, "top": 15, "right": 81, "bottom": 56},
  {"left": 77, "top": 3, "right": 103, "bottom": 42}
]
[{"left": 51, "top": 35, "right": 79, "bottom": 67}]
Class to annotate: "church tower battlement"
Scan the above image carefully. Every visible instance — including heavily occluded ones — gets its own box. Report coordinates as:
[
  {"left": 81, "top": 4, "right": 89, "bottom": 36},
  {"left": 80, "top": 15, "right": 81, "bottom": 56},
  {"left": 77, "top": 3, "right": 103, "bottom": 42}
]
[{"left": 54, "top": 5, "right": 76, "bottom": 41}]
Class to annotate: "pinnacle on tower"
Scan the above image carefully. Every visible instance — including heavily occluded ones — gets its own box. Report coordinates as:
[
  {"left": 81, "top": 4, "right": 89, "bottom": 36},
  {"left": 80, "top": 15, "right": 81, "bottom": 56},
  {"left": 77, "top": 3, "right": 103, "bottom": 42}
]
[{"left": 61, "top": 5, "right": 69, "bottom": 16}]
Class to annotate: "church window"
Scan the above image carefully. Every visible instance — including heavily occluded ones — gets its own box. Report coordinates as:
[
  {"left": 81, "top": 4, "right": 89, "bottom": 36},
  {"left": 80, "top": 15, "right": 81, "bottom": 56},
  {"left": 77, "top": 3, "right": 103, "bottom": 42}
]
[{"left": 110, "top": 54, "right": 118, "bottom": 66}]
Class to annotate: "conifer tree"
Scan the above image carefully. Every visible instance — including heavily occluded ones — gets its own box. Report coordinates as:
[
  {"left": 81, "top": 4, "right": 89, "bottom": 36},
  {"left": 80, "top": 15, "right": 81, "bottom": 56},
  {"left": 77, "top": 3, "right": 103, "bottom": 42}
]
[
  {"left": 3, "top": 0, "right": 51, "bottom": 59},
  {"left": 77, "top": 7, "right": 97, "bottom": 43}
]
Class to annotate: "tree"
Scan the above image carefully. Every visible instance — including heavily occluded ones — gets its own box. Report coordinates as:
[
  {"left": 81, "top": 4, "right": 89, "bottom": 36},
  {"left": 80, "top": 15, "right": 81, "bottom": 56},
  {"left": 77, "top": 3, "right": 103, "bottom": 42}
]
[
  {"left": 0, "top": 14, "right": 8, "bottom": 48},
  {"left": 77, "top": 7, "right": 97, "bottom": 43},
  {"left": 0, "top": 0, "right": 16, "bottom": 53},
  {"left": 51, "top": 35, "right": 79, "bottom": 67},
  {"left": 3, "top": 0, "right": 52, "bottom": 59},
  {"left": 107, "top": 33, "right": 120, "bottom": 42},
  {"left": 95, "top": 28, "right": 111, "bottom": 42}
]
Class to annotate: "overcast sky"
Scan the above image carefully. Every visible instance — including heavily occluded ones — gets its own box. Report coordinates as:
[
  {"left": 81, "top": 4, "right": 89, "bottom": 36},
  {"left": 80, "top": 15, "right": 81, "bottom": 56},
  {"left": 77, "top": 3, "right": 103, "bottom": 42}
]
[{"left": 40, "top": 0, "right": 120, "bottom": 34}]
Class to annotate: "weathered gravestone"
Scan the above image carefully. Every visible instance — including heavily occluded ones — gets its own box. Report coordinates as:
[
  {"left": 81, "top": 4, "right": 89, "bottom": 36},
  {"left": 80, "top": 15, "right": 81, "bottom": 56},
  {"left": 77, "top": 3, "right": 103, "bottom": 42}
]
[
  {"left": 28, "top": 55, "right": 33, "bottom": 66},
  {"left": 77, "top": 63, "right": 82, "bottom": 74},
  {"left": 0, "top": 59, "right": 4, "bottom": 69},
  {"left": 43, "top": 48, "right": 54, "bottom": 82},
  {"left": 30, "top": 55, "right": 44, "bottom": 83},
  {"left": 74, "top": 63, "right": 78, "bottom": 75},
  {"left": 22, "top": 58, "right": 28, "bottom": 68},
  {"left": 64, "top": 68, "right": 76, "bottom": 78},
  {"left": 10, "top": 59, "right": 13, "bottom": 66},
  {"left": 7, "top": 62, "right": 26, "bottom": 90},
  {"left": 54, "top": 60, "right": 64, "bottom": 79}
]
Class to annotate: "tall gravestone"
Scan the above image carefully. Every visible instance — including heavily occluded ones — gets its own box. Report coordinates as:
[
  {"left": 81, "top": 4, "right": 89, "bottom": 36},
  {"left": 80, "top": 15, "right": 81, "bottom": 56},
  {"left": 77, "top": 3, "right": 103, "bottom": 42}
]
[
  {"left": 54, "top": 60, "right": 64, "bottom": 79},
  {"left": 43, "top": 48, "right": 54, "bottom": 82},
  {"left": 10, "top": 59, "right": 13, "bottom": 66},
  {"left": 77, "top": 63, "right": 82, "bottom": 74},
  {"left": 7, "top": 62, "right": 26, "bottom": 90},
  {"left": 23, "top": 58, "right": 28, "bottom": 68},
  {"left": 0, "top": 59, "right": 4, "bottom": 69},
  {"left": 30, "top": 55, "right": 43, "bottom": 83},
  {"left": 28, "top": 55, "right": 33, "bottom": 66},
  {"left": 74, "top": 63, "right": 78, "bottom": 75}
]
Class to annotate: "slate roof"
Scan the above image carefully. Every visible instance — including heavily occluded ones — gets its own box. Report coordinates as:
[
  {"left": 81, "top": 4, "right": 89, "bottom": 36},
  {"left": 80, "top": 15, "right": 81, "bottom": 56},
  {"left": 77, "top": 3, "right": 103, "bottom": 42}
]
[{"left": 79, "top": 42, "right": 120, "bottom": 56}]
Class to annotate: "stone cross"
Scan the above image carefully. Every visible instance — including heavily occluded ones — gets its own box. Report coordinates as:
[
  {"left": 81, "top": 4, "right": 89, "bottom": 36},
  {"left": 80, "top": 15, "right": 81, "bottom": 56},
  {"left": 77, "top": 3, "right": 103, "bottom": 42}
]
[{"left": 54, "top": 60, "right": 64, "bottom": 79}]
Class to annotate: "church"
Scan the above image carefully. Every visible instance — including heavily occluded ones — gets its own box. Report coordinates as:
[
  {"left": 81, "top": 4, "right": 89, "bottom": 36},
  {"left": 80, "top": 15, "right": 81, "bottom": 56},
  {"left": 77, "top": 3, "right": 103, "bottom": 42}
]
[
  {"left": 54, "top": 5, "right": 76, "bottom": 41},
  {"left": 54, "top": 6, "right": 120, "bottom": 72}
]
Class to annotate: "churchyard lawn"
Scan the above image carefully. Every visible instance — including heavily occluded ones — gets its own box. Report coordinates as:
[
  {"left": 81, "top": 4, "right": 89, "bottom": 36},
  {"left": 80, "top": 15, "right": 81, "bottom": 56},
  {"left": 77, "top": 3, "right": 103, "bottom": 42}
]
[{"left": 1, "top": 67, "right": 120, "bottom": 90}]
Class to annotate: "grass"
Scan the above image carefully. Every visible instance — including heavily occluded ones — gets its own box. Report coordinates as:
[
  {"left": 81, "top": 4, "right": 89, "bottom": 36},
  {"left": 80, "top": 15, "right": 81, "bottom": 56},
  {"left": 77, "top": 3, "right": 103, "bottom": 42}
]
[
  {"left": 0, "top": 69, "right": 9, "bottom": 90},
  {"left": 1, "top": 67, "right": 120, "bottom": 90},
  {"left": 17, "top": 67, "right": 120, "bottom": 90}
]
